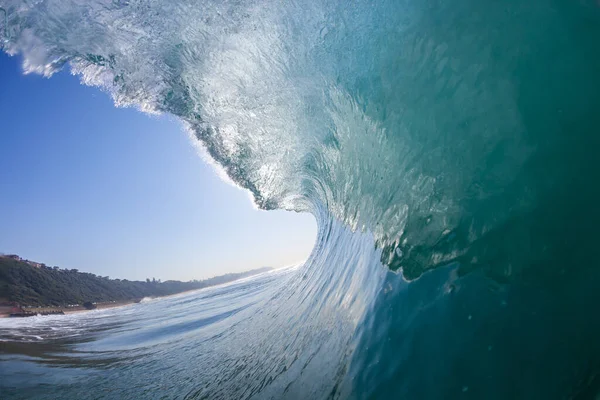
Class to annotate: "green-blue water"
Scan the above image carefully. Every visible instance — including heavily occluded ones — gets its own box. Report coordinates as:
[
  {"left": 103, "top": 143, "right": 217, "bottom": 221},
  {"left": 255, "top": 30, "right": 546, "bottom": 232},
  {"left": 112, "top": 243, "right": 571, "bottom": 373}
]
[{"left": 1, "top": 0, "right": 600, "bottom": 398}]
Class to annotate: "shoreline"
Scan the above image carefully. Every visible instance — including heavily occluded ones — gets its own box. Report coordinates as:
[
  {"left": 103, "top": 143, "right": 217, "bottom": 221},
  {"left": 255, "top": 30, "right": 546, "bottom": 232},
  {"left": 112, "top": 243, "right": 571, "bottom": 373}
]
[
  {"left": 0, "top": 289, "right": 203, "bottom": 318},
  {"left": 0, "top": 270, "right": 271, "bottom": 319},
  {"left": 0, "top": 300, "right": 138, "bottom": 318}
]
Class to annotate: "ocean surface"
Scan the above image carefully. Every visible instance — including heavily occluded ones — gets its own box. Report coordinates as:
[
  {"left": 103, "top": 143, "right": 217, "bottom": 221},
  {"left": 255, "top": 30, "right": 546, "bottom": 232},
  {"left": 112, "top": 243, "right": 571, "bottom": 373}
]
[{"left": 2, "top": 0, "right": 600, "bottom": 398}]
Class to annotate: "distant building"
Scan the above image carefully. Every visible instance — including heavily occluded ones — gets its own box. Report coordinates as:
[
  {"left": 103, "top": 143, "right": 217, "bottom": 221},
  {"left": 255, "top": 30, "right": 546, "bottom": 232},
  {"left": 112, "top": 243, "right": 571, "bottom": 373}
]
[
  {"left": 0, "top": 255, "right": 46, "bottom": 267},
  {"left": 26, "top": 261, "right": 43, "bottom": 268}
]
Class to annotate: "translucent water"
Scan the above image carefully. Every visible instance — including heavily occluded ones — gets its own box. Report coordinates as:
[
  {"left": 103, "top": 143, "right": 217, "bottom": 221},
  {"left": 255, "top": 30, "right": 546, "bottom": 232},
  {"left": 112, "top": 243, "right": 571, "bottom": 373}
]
[{"left": 1, "top": 0, "right": 600, "bottom": 398}]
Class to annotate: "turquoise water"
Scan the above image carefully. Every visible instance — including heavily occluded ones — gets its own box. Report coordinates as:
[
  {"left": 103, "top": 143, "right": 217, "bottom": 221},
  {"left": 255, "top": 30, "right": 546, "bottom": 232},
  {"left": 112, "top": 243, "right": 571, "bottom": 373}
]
[{"left": 2, "top": 0, "right": 600, "bottom": 398}]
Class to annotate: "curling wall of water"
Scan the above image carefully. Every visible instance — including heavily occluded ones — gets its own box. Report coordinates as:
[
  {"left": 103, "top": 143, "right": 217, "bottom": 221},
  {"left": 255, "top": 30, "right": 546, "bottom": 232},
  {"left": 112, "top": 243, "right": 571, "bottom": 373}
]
[{"left": 2, "top": 0, "right": 600, "bottom": 398}]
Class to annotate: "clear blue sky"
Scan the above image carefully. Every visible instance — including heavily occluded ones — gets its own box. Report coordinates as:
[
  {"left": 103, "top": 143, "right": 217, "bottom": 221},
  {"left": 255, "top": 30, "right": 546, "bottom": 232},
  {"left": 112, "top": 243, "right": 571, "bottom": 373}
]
[{"left": 0, "top": 53, "right": 316, "bottom": 281}]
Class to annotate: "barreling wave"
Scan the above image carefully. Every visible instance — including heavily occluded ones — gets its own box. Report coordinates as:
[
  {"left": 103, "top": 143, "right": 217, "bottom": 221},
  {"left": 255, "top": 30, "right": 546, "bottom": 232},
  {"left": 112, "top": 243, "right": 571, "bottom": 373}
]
[
  {"left": 3, "top": 1, "right": 600, "bottom": 398},
  {"left": 2, "top": 0, "right": 600, "bottom": 282}
]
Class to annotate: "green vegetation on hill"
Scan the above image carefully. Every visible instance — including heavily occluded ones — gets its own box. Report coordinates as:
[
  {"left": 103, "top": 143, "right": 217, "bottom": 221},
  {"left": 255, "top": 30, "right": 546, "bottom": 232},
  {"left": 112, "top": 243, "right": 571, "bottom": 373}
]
[{"left": 0, "top": 256, "right": 272, "bottom": 306}]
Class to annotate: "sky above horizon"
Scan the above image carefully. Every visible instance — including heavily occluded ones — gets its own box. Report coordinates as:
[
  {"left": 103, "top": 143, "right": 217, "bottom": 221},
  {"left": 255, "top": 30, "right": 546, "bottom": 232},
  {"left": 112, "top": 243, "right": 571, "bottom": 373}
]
[{"left": 0, "top": 53, "right": 317, "bottom": 281}]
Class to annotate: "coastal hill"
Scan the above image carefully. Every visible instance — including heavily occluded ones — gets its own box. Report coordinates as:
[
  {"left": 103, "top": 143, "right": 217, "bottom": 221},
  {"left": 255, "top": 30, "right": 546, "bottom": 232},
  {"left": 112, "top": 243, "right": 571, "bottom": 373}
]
[{"left": 0, "top": 254, "right": 272, "bottom": 307}]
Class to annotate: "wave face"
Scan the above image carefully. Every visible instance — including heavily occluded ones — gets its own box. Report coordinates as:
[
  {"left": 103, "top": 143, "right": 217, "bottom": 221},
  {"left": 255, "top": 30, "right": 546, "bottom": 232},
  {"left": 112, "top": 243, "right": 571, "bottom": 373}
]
[
  {"left": 1, "top": 232, "right": 385, "bottom": 399},
  {"left": 2, "top": 0, "right": 600, "bottom": 398}
]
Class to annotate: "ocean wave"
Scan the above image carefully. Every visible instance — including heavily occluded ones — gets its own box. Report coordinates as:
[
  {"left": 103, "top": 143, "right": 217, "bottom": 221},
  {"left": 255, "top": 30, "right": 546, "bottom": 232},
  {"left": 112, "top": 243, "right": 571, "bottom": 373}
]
[
  {"left": 2, "top": 1, "right": 600, "bottom": 397},
  {"left": 3, "top": 0, "right": 599, "bottom": 283}
]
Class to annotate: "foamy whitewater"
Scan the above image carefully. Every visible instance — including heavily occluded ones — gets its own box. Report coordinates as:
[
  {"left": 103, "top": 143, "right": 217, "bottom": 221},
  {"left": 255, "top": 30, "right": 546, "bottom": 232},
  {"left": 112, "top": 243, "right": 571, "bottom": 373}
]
[{"left": 1, "top": 0, "right": 600, "bottom": 398}]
